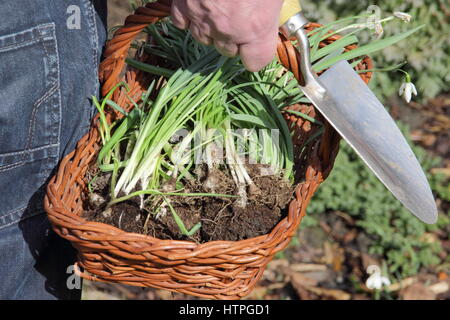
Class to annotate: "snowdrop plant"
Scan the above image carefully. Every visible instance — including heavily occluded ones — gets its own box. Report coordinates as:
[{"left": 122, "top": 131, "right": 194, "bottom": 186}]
[
  {"left": 393, "top": 12, "right": 412, "bottom": 23},
  {"left": 95, "top": 47, "right": 297, "bottom": 237},
  {"left": 398, "top": 70, "right": 418, "bottom": 103},
  {"left": 92, "top": 14, "right": 422, "bottom": 236},
  {"left": 365, "top": 265, "right": 391, "bottom": 290}
]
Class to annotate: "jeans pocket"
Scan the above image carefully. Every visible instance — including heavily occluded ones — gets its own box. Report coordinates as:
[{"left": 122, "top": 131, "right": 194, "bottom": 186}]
[{"left": 0, "top": 23, "right": 61, "bottom": 228}]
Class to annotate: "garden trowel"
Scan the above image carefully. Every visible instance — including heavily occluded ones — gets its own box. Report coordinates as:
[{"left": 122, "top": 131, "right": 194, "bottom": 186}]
[{"left": 279, "top": 0, "right": 438, "bottom": 224}]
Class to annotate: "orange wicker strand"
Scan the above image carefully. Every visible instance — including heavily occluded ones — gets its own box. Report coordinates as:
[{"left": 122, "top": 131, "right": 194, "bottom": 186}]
[{"left": 44, "top": 0, "right": 372, "bottom": 300}]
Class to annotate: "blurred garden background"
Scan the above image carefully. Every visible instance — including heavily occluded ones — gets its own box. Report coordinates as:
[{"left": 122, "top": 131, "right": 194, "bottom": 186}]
[{"left": 82, "top": 0, "right": 450, "bottom": 300}]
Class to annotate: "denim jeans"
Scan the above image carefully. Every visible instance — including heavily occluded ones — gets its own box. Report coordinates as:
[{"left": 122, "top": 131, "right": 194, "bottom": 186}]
[{"left": 0, "top": 0, "right": 107, "bottom": 299}]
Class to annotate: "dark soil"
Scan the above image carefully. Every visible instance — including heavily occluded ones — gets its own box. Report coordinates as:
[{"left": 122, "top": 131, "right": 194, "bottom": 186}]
[{"left": 82, "top": 164, "right": 294, "bottom": 242}]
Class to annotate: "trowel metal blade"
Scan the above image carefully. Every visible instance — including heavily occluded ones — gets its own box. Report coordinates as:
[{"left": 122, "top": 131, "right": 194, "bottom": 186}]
[{"left": 302, "top": 60, "right": 437, "bottom": 224}]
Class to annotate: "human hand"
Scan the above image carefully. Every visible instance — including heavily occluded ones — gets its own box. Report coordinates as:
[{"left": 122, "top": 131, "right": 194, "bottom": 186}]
[{"left": 171, "top": 0, "right": 284, "bottom": 72}]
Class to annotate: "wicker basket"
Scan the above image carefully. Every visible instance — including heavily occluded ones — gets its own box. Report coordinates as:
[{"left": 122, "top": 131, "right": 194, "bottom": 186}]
[{"left": 44, "top": 0, "right": 372, "bottom": 300}]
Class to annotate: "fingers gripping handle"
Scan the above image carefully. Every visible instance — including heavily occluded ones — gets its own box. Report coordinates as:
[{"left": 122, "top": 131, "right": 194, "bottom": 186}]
[
  {"left": 279, "top": 0, "right": 302, "bottom": 27},
  {"left": 278, "top": 1, "right": 316, "bottom": 91}
]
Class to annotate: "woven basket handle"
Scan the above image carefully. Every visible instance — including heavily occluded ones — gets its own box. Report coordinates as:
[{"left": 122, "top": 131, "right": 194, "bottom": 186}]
[
  {"left": 99, "top": 0, "right": 172, "bottom": 96},
  {"left": 99, "top": 0, "right": 306, "bottom": 97}
]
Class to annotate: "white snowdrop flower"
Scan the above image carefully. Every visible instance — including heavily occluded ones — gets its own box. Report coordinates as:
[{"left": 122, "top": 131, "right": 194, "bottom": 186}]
[
  {"left": 399, "top": 81, "right": 418, "bottom": 103},
  {"left": 366, "top": 265, "right": 391, "bottom": 290},
  {"left": 394, "top": 12, "right": 412, "bottom": 23},
  {"left": 374, "top": 22, "right": 384, "bottom": 38},
  {"left": 161, "top": 22, "right": 169, "bottom": 36},
  {"left": 137, "top": 41, "right": 146, "bottom": 58}
]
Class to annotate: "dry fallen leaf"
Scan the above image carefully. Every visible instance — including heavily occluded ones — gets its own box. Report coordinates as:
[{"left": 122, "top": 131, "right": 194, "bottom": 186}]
[
  {"left": 305, "top": 286, "right": 351, "bottom": 300},
  {"left": 429, "top": 281, "right": 450, "bottom": 295},
  {"left": 334, "top": 211, "right": 356, "bottom": 226},
  {"left": 322, "top": 242, "right": 345, "bottom": 272},
  {"left": 343, "top": 229, "right": 358, "bottom": 243},
  {"left": 267, "top": 259, "right": 289, "bottom": 270},
  {"left": 290, "top": 263, "right": 327, "bottom": 273},
  {"left": 155, "top": 289, "right": 175, "bottom": 300},
  {"left": 289, "top": 270, "right": 319, "bottom": 288},
  {"left": 438, "top": 272, "right": 448, "bottom": 281},
  {"left": 387, "top": 277, "right": 417, "bottom": 291},
  {"left": 400, "top": 283, "right": 436, "bottom": 300},
  {"left": 289, "top": 272, "right": 318, "bottom": 300},
  {"left": 430, "top": 168, "right": 450, "bottom": 176},
  {"left": 283, "top": 265, "right": 351, "bottom": 300},
  {"left": 244, "top": 286, "right": 268, "bottom": 300},
  {"left": 419, "top": 232, "right": 439, "bottom": 244}
]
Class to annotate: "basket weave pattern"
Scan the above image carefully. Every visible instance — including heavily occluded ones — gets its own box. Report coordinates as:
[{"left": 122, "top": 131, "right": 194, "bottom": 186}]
[{"left": 44, "top": 0, "right": 372, "bottom": 299}]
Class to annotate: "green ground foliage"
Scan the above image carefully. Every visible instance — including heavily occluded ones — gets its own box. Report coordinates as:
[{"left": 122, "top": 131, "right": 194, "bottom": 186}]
[
  {"left": 306, "top": 122, "right": 450, "bottom": 277},
  {"left": 302, "top": 0, "right": 450, "bottom": 102}
]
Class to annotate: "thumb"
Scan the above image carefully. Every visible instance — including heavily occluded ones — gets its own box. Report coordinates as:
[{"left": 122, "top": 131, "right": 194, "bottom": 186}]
[
  {"left": 171, "top": 0, "right": 190, "bottom": 30},
  {"left": 239, "top": 32, "right": 278, "bottom": 72}
]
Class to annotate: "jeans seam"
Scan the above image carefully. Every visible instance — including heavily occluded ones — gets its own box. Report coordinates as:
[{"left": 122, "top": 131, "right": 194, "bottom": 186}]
[
  {"left": 0, "top": 144, "right": 59, "bottom": 173},
  {"left": 26, "top": 83, "right": 59, "bottom": 150},
  {"left": 83, "top": 0, "right": 101, "bottom": 122},
  {"left": 54, "top": 28, "right": 62, "bottom": 158},
  {"left": 0, "top": 143, "right": 59, "bottom": 158},
  {"left": 26, "top": 23, "right": 60, "bottom": 152},
  {"left": 0, "top": 38, "right": 42, "bottom": 53},
  {"left": 0, "top": 162, "right": 26, "bottom": 173},
  {"left": 0, "top": 23, "right": 55, "bottom": 52},
  {"left": 0, "top": 205, "right": 26, "bottom": 231},
  {"left": 0, "top": 204, "right": 47, "bottom": 231},
  {"left": 84, "top": 0, "right": 100, "bottom": 73}
]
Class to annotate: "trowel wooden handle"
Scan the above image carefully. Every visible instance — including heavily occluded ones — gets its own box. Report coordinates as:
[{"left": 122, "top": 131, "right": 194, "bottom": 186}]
[{"left": 280, "top": 0, "right": 302, "bottom": 27}]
